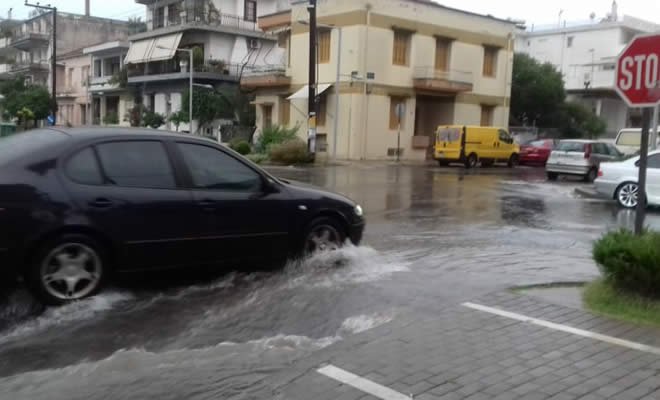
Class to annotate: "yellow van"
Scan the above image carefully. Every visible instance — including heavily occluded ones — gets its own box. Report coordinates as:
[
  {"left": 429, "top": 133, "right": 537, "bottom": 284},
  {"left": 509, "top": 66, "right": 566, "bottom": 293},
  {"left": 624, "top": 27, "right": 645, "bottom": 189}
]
[{"left": 435, "top": 126, "right": 520, "bottom": 168}]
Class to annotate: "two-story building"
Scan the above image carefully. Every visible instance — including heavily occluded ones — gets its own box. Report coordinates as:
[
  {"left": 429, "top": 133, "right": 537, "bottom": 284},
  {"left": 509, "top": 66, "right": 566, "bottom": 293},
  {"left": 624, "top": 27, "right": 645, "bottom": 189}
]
[
  {"left": 516, "top": 4, "right": 659, "bottom": 135},
  {"left": 243, "top": 0, "right": 518, "bottom": 161},
  {"left": 0, "top": 11, "right": 132, "bottom": 94},
  {"left": 124, "top": 0, "right": 291, "bottom": 134}
]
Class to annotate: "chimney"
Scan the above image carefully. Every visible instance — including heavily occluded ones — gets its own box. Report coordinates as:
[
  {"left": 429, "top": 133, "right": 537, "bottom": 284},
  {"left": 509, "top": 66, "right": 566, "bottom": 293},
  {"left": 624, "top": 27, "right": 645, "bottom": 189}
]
[
  {"left": 85, "top": 0, "right": 90, "bottom": 16},
  {"left": 611, "top": 0, "right": 618, "bottom": 22}
]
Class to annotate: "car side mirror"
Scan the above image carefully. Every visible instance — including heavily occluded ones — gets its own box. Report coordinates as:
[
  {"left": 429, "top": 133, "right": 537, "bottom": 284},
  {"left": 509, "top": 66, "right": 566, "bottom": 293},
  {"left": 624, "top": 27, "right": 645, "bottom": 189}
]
[{"left": 261, "top": 177, "right": 280, "bottom": 194}]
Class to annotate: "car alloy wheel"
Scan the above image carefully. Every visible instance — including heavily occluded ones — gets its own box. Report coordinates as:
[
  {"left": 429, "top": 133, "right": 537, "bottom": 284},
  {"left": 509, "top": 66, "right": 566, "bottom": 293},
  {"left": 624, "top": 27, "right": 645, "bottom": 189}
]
[
  {"left": 40, "top": 242, "right": 103, "bottom": 301},
  {"left": 304, "top": 218, "right": 344, "bottom": 255},
  {"left": 617, "top": 182, "right": 639, "bottom": 209}
]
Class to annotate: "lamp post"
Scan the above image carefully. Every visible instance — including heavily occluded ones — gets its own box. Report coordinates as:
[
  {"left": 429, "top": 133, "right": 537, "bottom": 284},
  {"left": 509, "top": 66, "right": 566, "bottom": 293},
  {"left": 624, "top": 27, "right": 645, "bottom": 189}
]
[{"left": 156, "top": 46, "right": 193, "bottom": 133}]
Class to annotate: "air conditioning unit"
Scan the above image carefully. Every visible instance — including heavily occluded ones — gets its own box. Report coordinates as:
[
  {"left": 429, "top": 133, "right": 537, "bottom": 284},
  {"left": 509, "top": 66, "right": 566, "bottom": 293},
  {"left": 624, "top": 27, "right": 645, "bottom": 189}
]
[{"left": 248, "top": 38, "right": 259, "bottom": 50}]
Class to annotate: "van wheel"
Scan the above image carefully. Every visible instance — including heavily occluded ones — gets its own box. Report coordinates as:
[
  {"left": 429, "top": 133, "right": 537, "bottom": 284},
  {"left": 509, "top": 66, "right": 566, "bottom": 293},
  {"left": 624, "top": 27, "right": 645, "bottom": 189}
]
[
  {"left": 507, "top": 154, "right": 520, "bottom": 168},
  {"left": 465, "top": 153, "right": 478, "bottom": 169}
]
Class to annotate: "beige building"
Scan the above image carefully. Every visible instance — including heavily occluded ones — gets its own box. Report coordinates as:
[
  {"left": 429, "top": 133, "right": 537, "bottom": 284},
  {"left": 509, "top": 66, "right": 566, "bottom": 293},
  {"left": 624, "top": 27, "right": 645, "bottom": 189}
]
[
  {"left": 243, "top": 0, "right": 518, "bottom": 161},
  {"left": 55, "top": 49, "right": 92, "bottom": 126}
]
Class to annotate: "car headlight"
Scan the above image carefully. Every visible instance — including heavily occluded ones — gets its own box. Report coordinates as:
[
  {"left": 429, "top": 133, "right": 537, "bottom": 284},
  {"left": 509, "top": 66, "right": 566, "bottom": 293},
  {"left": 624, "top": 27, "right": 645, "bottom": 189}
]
[{"left": 354, "top": 204, "right": 363, "bottom": 217}]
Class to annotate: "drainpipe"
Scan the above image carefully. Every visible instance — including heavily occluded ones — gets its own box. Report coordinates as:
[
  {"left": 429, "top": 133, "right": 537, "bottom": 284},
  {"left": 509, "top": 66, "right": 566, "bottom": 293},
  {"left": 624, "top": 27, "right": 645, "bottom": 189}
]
[
  {"left": 361, "top": 4, "right": 371, "bottom": 160},
  {"left": 503, "top": 32, "right": 513, "bottom": 127}
]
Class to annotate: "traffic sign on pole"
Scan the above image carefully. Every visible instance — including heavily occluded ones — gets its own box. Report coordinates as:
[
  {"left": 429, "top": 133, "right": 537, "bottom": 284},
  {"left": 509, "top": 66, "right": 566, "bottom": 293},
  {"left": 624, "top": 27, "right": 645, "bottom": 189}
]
[{"left": 615, "top": 33, "right": 660, "bottom": 234}]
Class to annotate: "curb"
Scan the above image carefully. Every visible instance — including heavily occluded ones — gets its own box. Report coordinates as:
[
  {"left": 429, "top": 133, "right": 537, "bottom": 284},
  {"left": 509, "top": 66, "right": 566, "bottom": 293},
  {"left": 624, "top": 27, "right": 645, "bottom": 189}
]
[{"left": 574, "top": 186, "right": 600, "bottom": 199}]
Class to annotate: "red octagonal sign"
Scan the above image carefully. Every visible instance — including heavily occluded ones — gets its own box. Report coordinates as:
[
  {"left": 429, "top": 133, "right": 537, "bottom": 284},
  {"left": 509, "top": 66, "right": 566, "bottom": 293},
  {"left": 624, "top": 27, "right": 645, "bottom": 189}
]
[{"left": 616, "top": 33, "right": 660, "bottom": 107}]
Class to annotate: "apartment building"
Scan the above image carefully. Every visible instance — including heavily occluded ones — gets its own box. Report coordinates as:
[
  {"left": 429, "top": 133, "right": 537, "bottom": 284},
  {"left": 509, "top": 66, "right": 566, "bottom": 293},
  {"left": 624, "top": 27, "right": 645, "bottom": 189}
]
[
  {"left": 516, "top": 3, "right": 659, "bottom": 135},
  {"left": 55, "top": 48, "right": 92, "bottom": 126},
  {"left": 0, "top": 10, "right": 131, "bottom": 95},
  {"left": 125, "top": 0, "right": 291, "bottom": 134},
  {"left": 244, "top": 0, "right": 517, "bottom": 161}
]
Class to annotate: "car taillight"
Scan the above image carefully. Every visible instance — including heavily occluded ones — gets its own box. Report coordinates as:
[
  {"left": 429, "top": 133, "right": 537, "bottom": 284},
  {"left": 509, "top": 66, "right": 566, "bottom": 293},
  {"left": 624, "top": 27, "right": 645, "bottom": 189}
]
[
  {"left": 584, "top": 144, "right": 591, "bottom": 159},
  {"left": 598, "top": 169, "right": 603, "bottom": 177}
]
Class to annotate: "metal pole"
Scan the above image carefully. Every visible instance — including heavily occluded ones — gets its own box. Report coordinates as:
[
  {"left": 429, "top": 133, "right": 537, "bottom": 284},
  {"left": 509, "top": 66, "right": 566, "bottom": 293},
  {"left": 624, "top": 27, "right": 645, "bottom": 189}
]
[
  {"left": 51, "top": 8, "right": 57, "bottom": 122},
  {"left": 396, "top": 120, "right": 401, "bottom": 162},
  {"left": 634, "top": 107, "right": 651, "bottom": 235},
  {"left": 307, "top": 0, "right": 317, "bottom": 155},
  {"left": 189, "top": 49, "right": 193, "bottom": 135},
  {"left": 652, "top": 104, "right": 659, "bottom": 150},
  {"left": 332, "top": 27, "right": 341, "bottom": 162}
]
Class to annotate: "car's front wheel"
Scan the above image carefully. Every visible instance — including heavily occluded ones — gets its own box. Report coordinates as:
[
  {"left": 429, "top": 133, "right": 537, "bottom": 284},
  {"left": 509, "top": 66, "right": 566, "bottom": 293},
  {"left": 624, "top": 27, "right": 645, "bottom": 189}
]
[
  {"left": 507, "top": 154, "right": 520, "bottom": 168},
  {"left": 27, "top": 234, "right": 107, "bottom": 305},
  {"left": 304, "top": 217, "right": 345, "bottom": 255},
  {"left": 616, "top": 182, "right": 640, "bottom": 209},
  {"left": 464, "top": 153, "right": 478, "bottom": 169},
  {"left": 584, "top": 168, "right": 598, "bottom": 183},
  {"left": 547, "top": 172, "right": 558, "bottom": 181}
]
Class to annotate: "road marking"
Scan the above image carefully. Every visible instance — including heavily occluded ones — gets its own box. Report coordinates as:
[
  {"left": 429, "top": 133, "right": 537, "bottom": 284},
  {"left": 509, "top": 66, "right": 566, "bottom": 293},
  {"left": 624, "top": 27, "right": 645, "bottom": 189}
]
[
  {"left": 463, "top": 302, "right": 660, "bottom": 356},
  {"left": 317, "top": 365, "right": 411, "bottom": 400}
]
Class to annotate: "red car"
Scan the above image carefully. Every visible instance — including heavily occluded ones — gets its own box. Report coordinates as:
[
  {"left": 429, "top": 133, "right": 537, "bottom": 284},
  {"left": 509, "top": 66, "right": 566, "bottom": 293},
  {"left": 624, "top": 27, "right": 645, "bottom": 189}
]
[{"left": 520, "top": 139, "right": 558, "bottom": 165}]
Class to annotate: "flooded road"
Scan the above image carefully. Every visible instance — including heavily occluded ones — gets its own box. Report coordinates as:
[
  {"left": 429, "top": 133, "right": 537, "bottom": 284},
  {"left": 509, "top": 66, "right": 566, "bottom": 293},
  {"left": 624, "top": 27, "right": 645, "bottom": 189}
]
[{"left": 0, "top": 164, "right": 656, "bottom": 400}]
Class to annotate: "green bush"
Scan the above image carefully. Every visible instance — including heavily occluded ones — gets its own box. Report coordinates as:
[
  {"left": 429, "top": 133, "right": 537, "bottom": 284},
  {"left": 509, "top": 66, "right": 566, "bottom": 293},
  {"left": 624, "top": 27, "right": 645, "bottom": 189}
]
[
  {"left": 229, "top": 139, "right": 251, "bottom": 155},
  {"left": 142, "top": 110, "right": 165, "bottom": 129},
  {"left": 268, "top": 139, "right": 312, "bottom": 165},
  {"left": 246, "top": 153, "right": 268, "bottom": 164},
  {"left": 256, "top": 124, "right": 299, "bottom": 153},
  {"left": 103, "top": 112, "right": 119, "bottom": 125},
  {"left": 593, "top": 229, "right": 660, "bottom": 298}
]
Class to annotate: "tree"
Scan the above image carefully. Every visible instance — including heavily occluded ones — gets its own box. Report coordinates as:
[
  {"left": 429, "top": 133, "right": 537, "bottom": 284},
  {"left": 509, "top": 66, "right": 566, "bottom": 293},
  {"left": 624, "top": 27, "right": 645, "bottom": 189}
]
[
  {"left": 557, "top": 102, "right": 607, "bottom": 139},
  {"left": 0, "top": 76, "right": 52, "bottom": 124},
  {"left": 142, "top": 110, "right": 165, "bottom": 129},
  {"left": 127, "top": 17, "right": 147, "bottom": 34},
  {"left": 181, "top": 87, "right": 222, "bottom": 134},
  {"left": 16, "top": 107, "right": 34, "bottom": 130},
  {"left": 168, "top": 110, "right": 188, "bottom": 131},
  {"left": 510, "top": 53, "right": 566, "bottom": 127}
]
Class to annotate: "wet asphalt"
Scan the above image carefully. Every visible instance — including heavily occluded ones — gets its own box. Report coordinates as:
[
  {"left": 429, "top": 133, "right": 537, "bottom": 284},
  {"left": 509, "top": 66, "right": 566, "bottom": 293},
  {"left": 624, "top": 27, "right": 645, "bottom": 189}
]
[{"left": 0, "top": 164, "right": 657, "bottom": 400}]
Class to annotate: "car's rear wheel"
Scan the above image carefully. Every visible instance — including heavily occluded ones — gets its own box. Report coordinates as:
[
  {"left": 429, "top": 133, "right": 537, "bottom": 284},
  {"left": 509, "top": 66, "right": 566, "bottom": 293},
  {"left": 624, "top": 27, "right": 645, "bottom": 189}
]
[
  {"left": 616, "top": 182, "right": 639, "bottom": 209},
  {"left": 507, "top": 154, "right": 520, "bottom": 168},
  {"left": 304, "top": 217, "right": 345, "bottom": 255},
  {"left": 27, "top": 234, "right": 107, "bottom": 305},
  {"left": 584, "top": 168, "right": 598, "bottom": 183},
  {"left": 464, "top": 153, "right": 478, "bottom": 169},
  {"left": 547, "top": 172, "right": 558, "bottom": 181}
]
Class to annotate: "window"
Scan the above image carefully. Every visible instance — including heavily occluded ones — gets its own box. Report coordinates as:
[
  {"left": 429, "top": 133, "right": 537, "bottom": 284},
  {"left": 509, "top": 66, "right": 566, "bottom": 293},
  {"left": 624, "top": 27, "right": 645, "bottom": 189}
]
[
  {"left": 244, "top": 0, "right": 257, "bottom": 22},
  {"left": 389, "top": 96, "right": 406, "bottom": 129},
  {"left": 81, "top": 66, "right": 89, "bottom": 87},
  {"left": 567, "top": 36, "right": 574, "bottom": 48},
  {"left": 648, "top": 154, "right": 660, "bottom": 169},
  {"left": 437, "top": 128, "right": 461, "bottom": 142},
  {"left": 480, "top": 105, "right": 494, "bottom": 126},
  {"left": 558, "top": 141, "right": 586, "bottom": 152},
  {"left": 616, "top": 131, "right": 641, "bottom": 146},
  {"left": 94, "top": 59, "right": 102, "bottom": 78},
  {"left": 154, "top": 7, "right": 165, "bottom": 28},
  {"left": 602, "top": 63, "right": 616, "bottom": 71},
  {"left": 262, "top": 104, "right": 273, "bottom": 128},
  {"left": 435, "top": 37, "right": 451, "bottom": 71},
  {"left": 279, "top": 97, "right": 290, "bottom": 125},
  {"left": 592, "top": 143, "right": 607, "bottom": 154},
  {"left": 317, "top": 95, "right": 327, "bottom": 127},
  {"left": 67, "top": 68, "right": 74, "bottom": 89},
  {"left": 606, "top": 144, "right": 622, "bottom": 157},
  {"left": 483, "top": 46, "right": 498, "bottom": 77},
  {"left": 66, "top": 148, "right": 103, "bottom": 185},
  {"left": 392, "top": 30, "right": 410, "bottom": 66},
  {"left": 110, "top": 57, "right": 121, "bottom": 76},
  {"left": 498, "top": 129, "right": 511, "bottom": 143},
  {"left": 167, "top": 3, "right": 181, "bottom": 25},
  {"left": 319, "top": 30, "right": 331, "bottom": 64},
  {"left": 178, "top": 143, "right": 261, "bottom": 191},
  {"left": 96, "top": 141, "right": 176, "bottom": 189}
]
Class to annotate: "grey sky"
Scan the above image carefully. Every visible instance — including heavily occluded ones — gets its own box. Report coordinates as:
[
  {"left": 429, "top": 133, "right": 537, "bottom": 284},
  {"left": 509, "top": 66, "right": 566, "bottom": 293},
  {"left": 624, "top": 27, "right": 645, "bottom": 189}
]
[{"left": 2, "top": 0, "right": 659, "bottom": 26}]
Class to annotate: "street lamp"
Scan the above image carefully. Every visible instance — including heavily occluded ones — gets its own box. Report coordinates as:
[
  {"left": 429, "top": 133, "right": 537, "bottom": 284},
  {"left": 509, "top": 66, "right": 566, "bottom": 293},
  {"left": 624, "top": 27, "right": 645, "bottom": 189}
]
[
  {"left": 157, "top": 45, "right": 193, "bottom": 134},
  {"left": 299, "top": 20, "right": 342, "bottom": 161}
]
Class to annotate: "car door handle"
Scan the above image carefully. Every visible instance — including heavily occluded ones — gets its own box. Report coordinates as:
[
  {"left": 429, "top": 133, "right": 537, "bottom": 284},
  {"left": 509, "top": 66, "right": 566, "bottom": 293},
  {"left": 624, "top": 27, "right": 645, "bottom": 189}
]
[{"left": 89, "top": 198, "right": 113, "bottom": 208}]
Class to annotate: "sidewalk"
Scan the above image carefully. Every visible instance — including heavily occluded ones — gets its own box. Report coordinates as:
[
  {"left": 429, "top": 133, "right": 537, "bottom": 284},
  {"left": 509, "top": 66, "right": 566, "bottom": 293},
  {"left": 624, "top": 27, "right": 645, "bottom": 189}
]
[{"left": 256, "top": 291, "right": 660, "bottom": 400}]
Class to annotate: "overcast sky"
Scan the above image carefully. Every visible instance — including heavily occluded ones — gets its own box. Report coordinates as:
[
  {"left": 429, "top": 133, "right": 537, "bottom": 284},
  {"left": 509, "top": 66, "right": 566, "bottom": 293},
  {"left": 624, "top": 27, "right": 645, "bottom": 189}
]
[{"left": 2, "top": 0, "right": 660, "bottom": 26}]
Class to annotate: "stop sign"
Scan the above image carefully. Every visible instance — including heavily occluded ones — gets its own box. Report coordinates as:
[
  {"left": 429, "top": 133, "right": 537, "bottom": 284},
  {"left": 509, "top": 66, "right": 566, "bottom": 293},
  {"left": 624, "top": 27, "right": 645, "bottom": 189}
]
[{"left": 616, "top": 33, "right": 660, "bottom": 107}]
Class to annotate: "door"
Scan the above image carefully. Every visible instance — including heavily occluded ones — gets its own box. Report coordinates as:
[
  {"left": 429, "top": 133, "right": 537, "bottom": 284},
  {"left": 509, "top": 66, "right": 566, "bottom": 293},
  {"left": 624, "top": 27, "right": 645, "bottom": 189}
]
[
  {"left": 62, "top": 140, "right": 202, "bottom": 270},
  {"left": 645, "top": 154, "right": 660, "bottom": 205},
  {"left": 174, "top": 141, "right": 292, "bottom": 266},
  {"left": 497, "top": 129, "right": 514, "bottom": 160}
]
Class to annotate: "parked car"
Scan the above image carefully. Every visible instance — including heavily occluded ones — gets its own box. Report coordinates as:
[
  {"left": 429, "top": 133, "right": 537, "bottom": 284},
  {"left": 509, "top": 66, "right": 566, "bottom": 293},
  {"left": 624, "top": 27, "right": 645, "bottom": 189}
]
[
  {"left": 0, "top": 128, "right": 365, "bottom": 304},
  {"left": 614, "top": 128, "right": 660, "bottom": 156},
  {"left": 519, "top": 139, "right": 558, "bottom": 166},
  {"left": 595, "top": 150, "right": 660, "bottom": 208},
  {"left": 546, "top": 140, "right": 622, "bottom": 182},
  {"left": 435, "top": 126, "right": 520, "bottom": 168}
]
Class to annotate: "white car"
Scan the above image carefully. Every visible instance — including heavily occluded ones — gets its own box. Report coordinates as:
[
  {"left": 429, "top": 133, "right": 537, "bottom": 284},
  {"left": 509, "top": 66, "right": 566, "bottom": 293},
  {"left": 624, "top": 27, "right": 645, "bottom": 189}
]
[
  {"left": 614, "top": 128, "right": 660, "bottom": 156},
  {"left": 595, "top": 150, "right": 660, "bottom": 208}
]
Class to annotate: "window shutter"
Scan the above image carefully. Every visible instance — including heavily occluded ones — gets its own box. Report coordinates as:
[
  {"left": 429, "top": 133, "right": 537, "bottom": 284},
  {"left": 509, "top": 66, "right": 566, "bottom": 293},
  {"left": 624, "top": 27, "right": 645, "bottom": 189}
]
[{"left": 435, "top": 38, "right": 451, "bottom": 71}]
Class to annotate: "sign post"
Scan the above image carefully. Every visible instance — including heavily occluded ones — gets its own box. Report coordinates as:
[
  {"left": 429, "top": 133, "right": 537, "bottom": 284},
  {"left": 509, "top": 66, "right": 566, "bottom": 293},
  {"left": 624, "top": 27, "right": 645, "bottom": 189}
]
[
  {"left": 615, "top": 33, "right": 660, "bottom": 235},
  {"left": 395, "top": 103, "right": 404, "bottom": 162}
]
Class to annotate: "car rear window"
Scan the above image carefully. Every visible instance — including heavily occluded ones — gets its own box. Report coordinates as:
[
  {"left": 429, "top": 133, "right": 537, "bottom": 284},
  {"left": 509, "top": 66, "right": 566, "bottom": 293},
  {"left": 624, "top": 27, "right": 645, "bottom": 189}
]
[
  {"left": 558, "top": 142, "right": 586, "bottom": 152},
  {"left": 616, "top": 131, "right": 640, "bottom": 146},
  {"left": 528, "top": 140, "right": 549, "bottom": 148},
  {"left": 437, "top": 128, "right": 461, "bottom": 142},
  {"left": 0, "top": 130, "right": 68, "bottom": 166}
]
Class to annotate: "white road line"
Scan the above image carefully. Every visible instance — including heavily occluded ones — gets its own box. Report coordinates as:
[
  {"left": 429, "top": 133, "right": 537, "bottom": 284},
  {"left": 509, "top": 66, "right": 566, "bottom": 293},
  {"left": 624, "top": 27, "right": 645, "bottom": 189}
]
[
  {"left": 462, "top": 302, "right": 660, "bottom": 356},
  {"left": 317, "top": 365, "right": 412, "bottom": 400}
]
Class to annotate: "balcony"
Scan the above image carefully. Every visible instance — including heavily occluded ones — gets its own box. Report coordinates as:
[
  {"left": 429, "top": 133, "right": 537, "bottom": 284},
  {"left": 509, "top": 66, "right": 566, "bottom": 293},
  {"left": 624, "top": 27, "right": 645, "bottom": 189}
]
[
  {"left": 241, "top": 66, "right": 290, "bottom": 88},
  {"left": 10, "top": 61, "right": 49, "bottom": 73},
  {"left": 565, "top": 70, "right": 616, "bottom": 92},
  {"left": 10, "top": 32, "right": 50, "bottom": 51},
  {"left": 0, "top": 37, "right": 17, "bottom": 56},
  {"left": 126, "top": 59, "right": 241, "bottom": 84},
  {"left": 413, "top": 67, "right": 473, "bottom": 93}
]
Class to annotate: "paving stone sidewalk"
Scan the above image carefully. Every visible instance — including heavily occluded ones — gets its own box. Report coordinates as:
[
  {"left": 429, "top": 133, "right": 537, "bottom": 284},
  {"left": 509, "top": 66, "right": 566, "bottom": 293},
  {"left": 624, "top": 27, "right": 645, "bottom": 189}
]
[{"left": 256, "top": 291, "right": 660, "bottom": 400}]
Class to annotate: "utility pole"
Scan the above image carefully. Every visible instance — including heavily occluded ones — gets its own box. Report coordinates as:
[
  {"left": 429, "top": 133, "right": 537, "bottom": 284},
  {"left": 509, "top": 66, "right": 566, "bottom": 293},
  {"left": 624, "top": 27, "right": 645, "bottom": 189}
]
[
  {"left": 307, "top": 0, "right": 317, "bottom": 155},
  {"left": 25, "top": 2, "right": 57, "bottom": 124}
]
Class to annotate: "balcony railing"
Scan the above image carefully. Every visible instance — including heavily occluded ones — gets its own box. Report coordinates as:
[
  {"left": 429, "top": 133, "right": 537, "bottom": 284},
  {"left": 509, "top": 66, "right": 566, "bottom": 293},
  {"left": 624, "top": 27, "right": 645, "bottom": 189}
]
[
  {"left": 127, "top": 59, "right": 242, "bottom": 79},
  {"left": 413, "top": 67, "right": 473, "bottom": 93},
  {"left": 11, "top": 61, "right": 49, "bottom": 71},
  {"left": 146, "top": 11, "right": 258, "bottom": 33},
  {"left": 241, "top": 66, "right": 290, "bottom": 88}
]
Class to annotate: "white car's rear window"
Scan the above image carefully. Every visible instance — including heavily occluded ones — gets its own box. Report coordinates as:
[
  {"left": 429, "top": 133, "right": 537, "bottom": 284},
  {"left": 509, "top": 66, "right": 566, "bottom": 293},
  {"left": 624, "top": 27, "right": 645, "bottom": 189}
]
[{"left": 558, "top": 142, "right": 585, "bottom": 152}]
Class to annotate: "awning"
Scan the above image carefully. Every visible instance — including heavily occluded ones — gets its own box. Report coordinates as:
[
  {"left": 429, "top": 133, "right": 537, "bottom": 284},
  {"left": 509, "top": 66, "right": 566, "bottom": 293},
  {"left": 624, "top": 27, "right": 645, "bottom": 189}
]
[
  {"left": 287, "top": 84, "right": 332, "bottom": 100},
  {"left": 124, "top": 33, "right": 183, "bottom": 64}
]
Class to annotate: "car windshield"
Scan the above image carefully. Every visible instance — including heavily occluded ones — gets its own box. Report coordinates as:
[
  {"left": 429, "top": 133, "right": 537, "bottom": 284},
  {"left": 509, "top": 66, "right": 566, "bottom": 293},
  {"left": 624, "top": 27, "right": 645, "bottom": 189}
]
[
  {"left": 0, "top": 130, "right": 68, "bottom": 166},
  {"left": 437, "top": 128, "right": 461, "bottom": 142},
  {"left": 616, "top": 131, "right": 641, "bottom": 146},
  {"left": 558, "top": 142, "right": 586, "bottom": 152}
]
